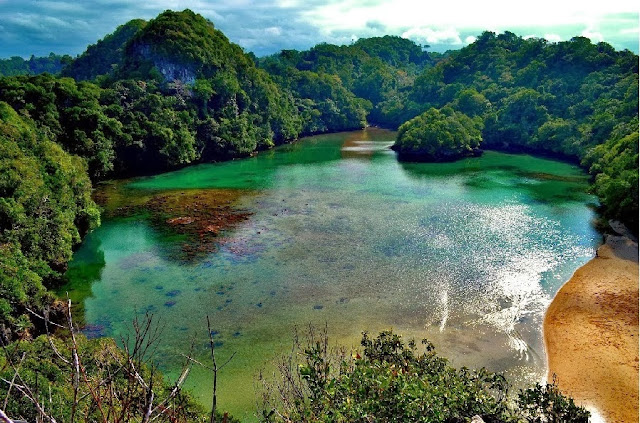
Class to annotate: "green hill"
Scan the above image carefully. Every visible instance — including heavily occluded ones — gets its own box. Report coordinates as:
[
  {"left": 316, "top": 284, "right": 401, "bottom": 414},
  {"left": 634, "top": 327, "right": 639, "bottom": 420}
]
[
  {"left": 61, "top": 19, "right": 147, "bottom": 81},
  {"left": 398, "top": 32, "right": 638, "bottom": 230}
]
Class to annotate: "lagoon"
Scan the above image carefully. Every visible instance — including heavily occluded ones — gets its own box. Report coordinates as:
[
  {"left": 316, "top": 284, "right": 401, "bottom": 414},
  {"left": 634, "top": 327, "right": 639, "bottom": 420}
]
[{"left": 62, "top": 128, "right": 600, "bottom": 421}]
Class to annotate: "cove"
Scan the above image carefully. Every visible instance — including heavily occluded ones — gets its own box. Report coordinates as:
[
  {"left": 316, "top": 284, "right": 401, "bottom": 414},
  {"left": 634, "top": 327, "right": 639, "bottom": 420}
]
[{"left": 61, "top": 128, "right": 600, "bottom": 421}]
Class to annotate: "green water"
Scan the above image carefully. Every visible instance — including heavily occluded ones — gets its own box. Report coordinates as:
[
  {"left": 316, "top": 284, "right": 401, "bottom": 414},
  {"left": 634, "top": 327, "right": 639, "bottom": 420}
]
[{"left": 62, "top": 128, "right": 600, "bottom": 421}]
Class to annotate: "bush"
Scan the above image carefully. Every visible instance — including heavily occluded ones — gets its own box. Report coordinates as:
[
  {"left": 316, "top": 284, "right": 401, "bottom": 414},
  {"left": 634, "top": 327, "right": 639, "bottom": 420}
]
[{"left": 258, "top": 329, "right": 589, "bottom": 423}]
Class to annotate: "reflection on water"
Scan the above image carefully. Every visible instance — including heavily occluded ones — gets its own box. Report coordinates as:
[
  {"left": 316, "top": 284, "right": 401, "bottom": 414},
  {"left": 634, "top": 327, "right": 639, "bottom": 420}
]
[{"left": 62, "top": 128, "right": 600, "bottom": 421}]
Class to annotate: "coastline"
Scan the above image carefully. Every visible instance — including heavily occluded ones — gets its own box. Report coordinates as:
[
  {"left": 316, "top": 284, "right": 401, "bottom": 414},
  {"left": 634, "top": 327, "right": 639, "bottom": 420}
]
[{"left": 544, "top": 231, "right": 639, "bottom": 422}]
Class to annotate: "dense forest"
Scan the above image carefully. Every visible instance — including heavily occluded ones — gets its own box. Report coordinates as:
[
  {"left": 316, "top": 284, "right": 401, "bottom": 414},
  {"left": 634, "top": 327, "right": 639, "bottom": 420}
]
[
  {"left": 0, "top": 8, "right": 637, "bottom": 421},
  {"left": 0, "top": 53, "right": 69, "bottom": 77},
  {"left": 394, "top": 33, "right": 639, "bottom": 231},
  {"left": 261, "top": 31, "right": 638, "bottom": 231}
]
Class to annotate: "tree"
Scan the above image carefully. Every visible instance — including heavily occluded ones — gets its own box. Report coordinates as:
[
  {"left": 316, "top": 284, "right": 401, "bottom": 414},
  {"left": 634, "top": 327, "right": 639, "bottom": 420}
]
[
  {"left": 394, "top": 107, "right": 483, "bottom": 161},
  {"left": 258, "top": 329, "right": 590, "bottom": 423}
]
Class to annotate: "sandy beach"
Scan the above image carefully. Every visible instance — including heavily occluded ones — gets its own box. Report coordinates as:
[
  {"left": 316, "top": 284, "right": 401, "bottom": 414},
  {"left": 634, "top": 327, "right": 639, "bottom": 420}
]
[{"left": 544, "top": 232, "right": 639, "bottom": 422}]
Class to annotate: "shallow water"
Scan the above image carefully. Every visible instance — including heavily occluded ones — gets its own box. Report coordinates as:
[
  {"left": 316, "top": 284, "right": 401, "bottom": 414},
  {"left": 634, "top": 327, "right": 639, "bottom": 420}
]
[{"left": 62, "top": 128, "right": 600, "bottom": 421}]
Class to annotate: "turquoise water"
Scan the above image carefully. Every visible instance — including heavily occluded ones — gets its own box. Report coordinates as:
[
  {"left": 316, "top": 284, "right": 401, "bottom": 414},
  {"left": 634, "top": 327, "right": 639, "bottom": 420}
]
[{"left": 62, "top": 129, "right": 600, "bottom": 420}]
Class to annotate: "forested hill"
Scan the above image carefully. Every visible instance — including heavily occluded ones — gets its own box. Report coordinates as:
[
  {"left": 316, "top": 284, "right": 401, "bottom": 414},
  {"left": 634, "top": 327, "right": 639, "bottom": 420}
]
[
  {"left": 0, "top": 9, "right": 635, "bottom": 421},
  {"left": 0, "top": 9, "right": 638, "bottom": 341},
  {"left": 392, "top": 32, "right": 638, "bottom": 230},
  {"left": 258, "top": 36, "right": 436, "bottom": 132},
  {"left": 0, "top": 53, "right": 70, "bottom": 76},
  {"left": 261, "top": 31, "right": 638, "bottom": 231}
]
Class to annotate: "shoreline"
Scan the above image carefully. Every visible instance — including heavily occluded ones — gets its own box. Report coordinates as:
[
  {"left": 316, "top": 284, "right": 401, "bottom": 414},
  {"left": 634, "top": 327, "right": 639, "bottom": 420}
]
[{"left": 544, "top": 232, "right": 639, "bottom": 422}]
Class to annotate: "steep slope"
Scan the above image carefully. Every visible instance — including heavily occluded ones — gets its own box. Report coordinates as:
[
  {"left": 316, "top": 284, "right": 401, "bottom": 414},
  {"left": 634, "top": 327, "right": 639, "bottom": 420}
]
[
  {"left": 119, "top": 10, "right": 248, "bottom": 82},
  {"left": 62, "top": 19, "right": 147, "bottom": 81},
  {"left": 0, "top": 101, "right": 100, "bottom": 339},
  {"left": 259, "top": 36, "right": 433, "bottom": 130}
]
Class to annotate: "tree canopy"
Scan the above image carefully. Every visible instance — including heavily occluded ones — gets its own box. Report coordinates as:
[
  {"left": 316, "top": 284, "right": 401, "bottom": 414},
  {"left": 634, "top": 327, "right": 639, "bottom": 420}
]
[
  {"left": 0, "top": 102, "right": 100, "bottom": 338},
  {"left": 0, "top": 53, "right": 70, "bottom": 77},
  {"left": 394, "top": 107, "right": 483, "bottom": 161},
  {"left": 259, "top": 330, "right": 590, "bottom": 422},
  {"left": 391, "top": 32, "right": 638, "bottom": 230}
]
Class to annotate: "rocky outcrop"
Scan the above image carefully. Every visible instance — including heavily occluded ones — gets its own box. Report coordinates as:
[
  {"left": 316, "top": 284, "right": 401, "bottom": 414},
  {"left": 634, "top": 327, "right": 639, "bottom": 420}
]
[{"left": 131, "top": 43, "right": 196, "bottom": 83}]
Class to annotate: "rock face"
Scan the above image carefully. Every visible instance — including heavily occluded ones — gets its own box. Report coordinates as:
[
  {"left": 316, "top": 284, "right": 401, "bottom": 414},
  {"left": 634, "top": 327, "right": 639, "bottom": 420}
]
[
  {"left": 118, "top": 9, "right": 250, "bottom": 84},
  {"left": 155, "top": 60, "right": 196, "bottom": 84},
  {"left": 609, "top": 219, "right": 638, "bottom": 242},
  {"left": 130, "top": 43, "right": 196, "bottom": 83}
]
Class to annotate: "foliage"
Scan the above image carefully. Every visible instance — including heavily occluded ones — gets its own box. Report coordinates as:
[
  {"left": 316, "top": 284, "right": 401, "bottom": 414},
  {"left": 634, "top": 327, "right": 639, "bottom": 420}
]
[
  {"left": 0, "top": 53, "right": 70, "bottom": 77},
  {"left": 0, "top": 314, "right": 239, "bottom": 423},
  {"left": 259, "top": 36, "right": 433, "bottom": 132},
  {"left": 62, "top": 19, "right": 147, "bottom": 81},
  {"left": 517, "top": 378, "right": 590, "bottom": 423},
  {"left": 0, "top": 244, "right": 54, "bottom": 340},
  {"left": 584, "top": 131, "right": 639, "bottom": 230},
  {"left": 396, "top": 31, "right": 638, "bottom": 230},
  {"left": 394, "top": 107, "right": 483, "bottom": 161},
  {"left": 0, "top": 102, "right": 100, "bottom": 339},
  {"left": 0, "top": 74, "right": 121, "bottom": 180},
  {"left": 259, "top": 330, "right": 589, "bottom": 423}
]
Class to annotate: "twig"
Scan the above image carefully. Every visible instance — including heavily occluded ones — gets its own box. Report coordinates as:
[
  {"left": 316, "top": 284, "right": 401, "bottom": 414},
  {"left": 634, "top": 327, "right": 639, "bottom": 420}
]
[
  {"left": 0, "top": 408, "right": 14, "bottom": 423},
  {"left": 207, "top": 316, "right": 217, "bottom": 423},
  {"left": 0, "top": 378, "right": 57, "bottom": 423},
  {"left": 24, "top": 307, "right": 65, "bottom": 329},
  {"left": 66, "top": 296, "right": 80, "bottom": 423},
  {"left": 178, "top": 353, "right": 213, "bottom": 372},
  {"left": 2, "top": 352, "right": 25, "bottom": 410}
]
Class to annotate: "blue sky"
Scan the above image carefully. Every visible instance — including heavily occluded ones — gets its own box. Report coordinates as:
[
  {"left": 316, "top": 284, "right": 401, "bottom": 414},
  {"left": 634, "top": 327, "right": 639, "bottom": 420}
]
[{"left": 0, "top": 0, "right": 638, "bottom": 58}]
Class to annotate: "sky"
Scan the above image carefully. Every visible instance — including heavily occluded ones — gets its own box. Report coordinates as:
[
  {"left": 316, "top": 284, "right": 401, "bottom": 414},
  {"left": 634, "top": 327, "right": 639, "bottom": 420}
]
[{"left": 0, "top": 0, "right": 638, "bottom": 58}]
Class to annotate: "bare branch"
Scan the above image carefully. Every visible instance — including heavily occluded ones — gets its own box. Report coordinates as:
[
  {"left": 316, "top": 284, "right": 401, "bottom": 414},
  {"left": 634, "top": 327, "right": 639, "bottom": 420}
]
[
  {"left": 2, "top": 352, "right": 25, "bottom": 410},
  {"left": 207, "top": 315, "right": 217, "bottom": 423},
  {"left": 24, "top": 307, "right": 64, "bottom": 329},
  {"left": 0, "top": 407, "right": 14, "bottom": 423},
  {"left": 218, "top": 352, "right": 236, "bottom": 372},
  {"left": 178, "top": 354, "right": 213, "bottom": 372},
  {"left": 0, "top": 378, "right": 57, "bottom": 423},
  {"left": 66, "top": 295, "right": 80, "bottom": 423}
]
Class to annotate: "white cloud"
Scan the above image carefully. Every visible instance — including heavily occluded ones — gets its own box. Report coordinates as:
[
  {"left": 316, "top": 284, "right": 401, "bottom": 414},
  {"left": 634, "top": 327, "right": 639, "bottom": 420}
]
[
  {"left": 620, "top": 27, "right": 639, "bottom": 34},
  {"left": 302, "top": 0, "right": 638, "bottom": 32},
  {"left": 544, "top": 33, "right": 563, "bottom": 42},
  {"left": 581, "top": 27, "right": 604, "bottom": 42},
  {"left": 402, "top": 27, "right": 463, "bottom": 45},
  {"left": 465, "top": 35, "right": 477, "bottom": 44},
  {"left": 0, "top": 0, "right": 638, "bottom": 57},
  {"left": 293, "top": 0, "right": 639, "bottom": 52},
  {"left": 264, "top": 26, "right": 282, "bottom": 36},
  {"left": 275, "top": 0, "right": 301, "bottom": 7}
]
